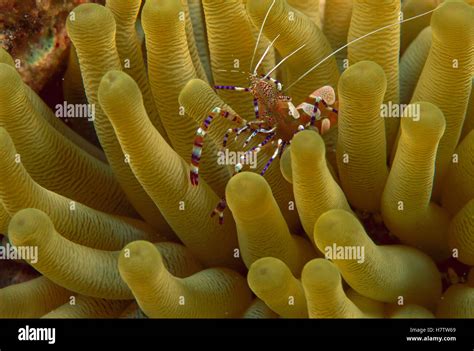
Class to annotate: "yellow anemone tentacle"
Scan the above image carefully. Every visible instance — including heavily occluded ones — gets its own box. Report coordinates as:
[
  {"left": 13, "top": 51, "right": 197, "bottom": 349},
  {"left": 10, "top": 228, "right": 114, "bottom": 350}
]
[
  {"left": 302, "top": 258, "right": 365, "bottom": 318},
  {"left": 436, "top": 284, "right": 474, "bottom": 318},
  {"left": 382, "top": 102, "right": 451, "bottom": 260},
  {"left": 226, "top": 172, "right": 316, "bottom": 274},
  {"left": 42, "top": 296, "right": 130, "bottom": 318},
  {"left": 0, "top": 127, "right": 157, "bottom": 250},
  {"left": 202, "top": 0, "right": 274, "bottom": 119},
  {"left": 0, "top": 277, "right": 70, "bottom": 318},
  {"left": 348, "top": 0, "right": 401, "bottom": 154},
  {"left": 460, "top": 79, "right": 473, "bottom": 141},
  {"left": 290, "top": 130, "right": 351, "bottom": 242},
  {"left": 400, "top": 0, "right": 438, "bottom": 55},
  {"left": 0, "top": 62, "right": 134, "bottom": 217},
  {"left": 247, "top": 257, "right": 308, "bottom": 318},
  {"left": 179, "top": 79, "right": 301, "bottom": 232},
  {"left": 242, "top": 298, "right": 279, "bottom": 318},
  {"left": 142, "top": 0, "right": 228, "bottom": 195},
  {"left": 448, "top": 199, "right": 474, "bottom": 265},
  {"left": 247, "top": 0, "right": 339, "bottom": 105},
  {"left": 287, "top": 0, "right": 321, "bottom": 28},
  {"left": 106, "top": 0, "right": 169, "bottom": 143},
  {"left": 400, "top": 27, "right": 432, "bottom": 105},
  {"left": 322, "top": 0, "right": 353, "bottom": 71},
  {"left": 183, "top": 1, "right": 209, "bottom": 84},
  {"left": 337, "top": 61, "right": 388, "bottom": 213},
  {"left": 441, "top": 131, "right": 474, "bottom": 215},
  {"left": 67, "top": 3, "right": 172, "bottom": 233},
  {"left": 346, "top": 289, "right": 386, "bottom": 318},
  {"left": 411, "top": 0, "right": 474, "bottom": 200},
  {"left": 98, "top": 70, "right": 242, "bottom": 269},
  {"left": 386, "top": 304, "right": 435, "bottom": 318},
  {"left": 0, "top": 47, "right": 107, "bottom": 164},
  {"left": 118, "top": 240, "right": 253, "bottom": 318},
  {"left": 314, "top": 209, "right": 442, "bottom": 310},
  {"left": 187, "top": 0, "right": 213, "bottom": 82},
  {"left": 8, "top": 209, "right": 203, "bottom": 300}
]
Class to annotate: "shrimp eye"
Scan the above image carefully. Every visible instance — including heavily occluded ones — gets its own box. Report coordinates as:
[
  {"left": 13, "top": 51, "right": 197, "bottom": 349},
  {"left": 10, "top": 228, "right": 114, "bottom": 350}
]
[{"left": 288, "top": 102, "right": 300, "bottom": 119}]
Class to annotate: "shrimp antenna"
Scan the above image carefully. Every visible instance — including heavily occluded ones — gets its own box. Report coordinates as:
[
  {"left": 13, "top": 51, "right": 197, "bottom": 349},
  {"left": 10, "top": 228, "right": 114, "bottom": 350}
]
[
  {"left": 263, "top": 43, "right": 306, "bottom": 79},
  {"left": 249, "top": 0, "right": 276, "bottom": 72},
  {"left": 284, "top": 7, "right": 439, "bottom": 92},
  {"left": 253, "top": 34, "right": 280, "bottom": 75},
  {"left": 216, "top": 69, "right": 249, "bottom": 76}
]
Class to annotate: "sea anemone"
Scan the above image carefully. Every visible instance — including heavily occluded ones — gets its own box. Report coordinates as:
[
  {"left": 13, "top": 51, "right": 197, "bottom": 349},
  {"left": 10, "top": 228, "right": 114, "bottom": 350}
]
[{"left": 0, "top": 0, "right": 473, "bottom": 319}]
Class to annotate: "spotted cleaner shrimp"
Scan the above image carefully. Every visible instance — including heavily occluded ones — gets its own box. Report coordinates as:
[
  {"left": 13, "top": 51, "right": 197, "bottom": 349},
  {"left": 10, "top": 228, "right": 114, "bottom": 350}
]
[{"left": 189, "top": 0, "right": 438, "bottom": 224}]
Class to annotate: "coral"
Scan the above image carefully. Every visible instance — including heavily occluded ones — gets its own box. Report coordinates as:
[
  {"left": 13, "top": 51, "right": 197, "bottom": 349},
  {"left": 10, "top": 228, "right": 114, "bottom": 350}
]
[
  {"left": 0, "top": 0, "right": 86, "bottom": 91},
  {"left": 0, "top": 0, "right": 473, "bottom": 320},
  {"left": 119, "top": 301, "right": 147, "bottom": 319}
]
